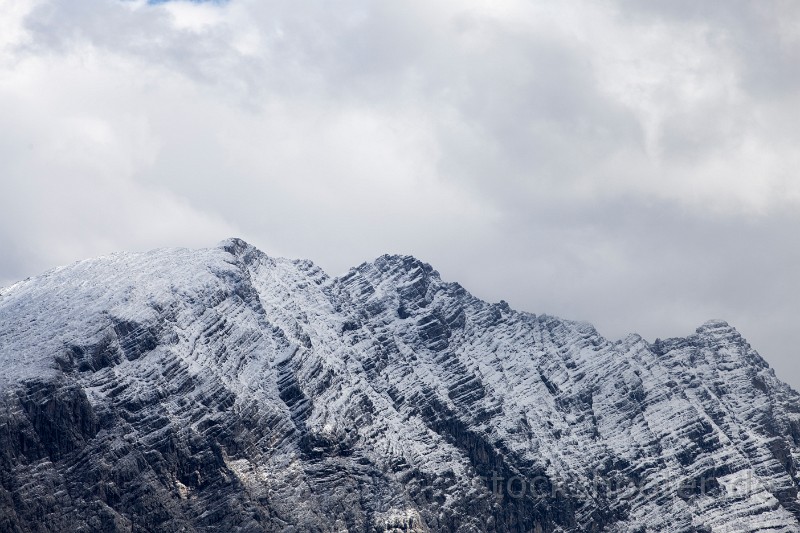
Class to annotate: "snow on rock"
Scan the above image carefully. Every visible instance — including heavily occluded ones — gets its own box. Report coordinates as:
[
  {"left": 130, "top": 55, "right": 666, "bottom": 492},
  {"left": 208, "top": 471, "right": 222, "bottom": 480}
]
[{"left": 0, "top": 238, "right": 798, "bottom": 532}]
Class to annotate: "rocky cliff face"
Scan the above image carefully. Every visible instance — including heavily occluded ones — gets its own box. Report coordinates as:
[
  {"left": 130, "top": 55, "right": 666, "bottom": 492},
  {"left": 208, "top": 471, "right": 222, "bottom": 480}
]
[{"left": 0, "top": 239, "right": 798, "bottom": 532}]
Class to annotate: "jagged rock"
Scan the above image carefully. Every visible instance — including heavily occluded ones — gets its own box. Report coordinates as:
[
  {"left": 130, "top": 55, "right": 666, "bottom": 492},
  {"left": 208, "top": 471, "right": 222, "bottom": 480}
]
[{"left": 0, "top": 239, "right": 798, "bottom": 532}]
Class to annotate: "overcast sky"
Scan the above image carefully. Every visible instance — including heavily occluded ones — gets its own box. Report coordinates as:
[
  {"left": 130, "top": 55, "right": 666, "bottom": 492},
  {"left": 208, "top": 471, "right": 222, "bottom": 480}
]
[{"left": 1, "top": 0, "right": 798, "bottom": 389}]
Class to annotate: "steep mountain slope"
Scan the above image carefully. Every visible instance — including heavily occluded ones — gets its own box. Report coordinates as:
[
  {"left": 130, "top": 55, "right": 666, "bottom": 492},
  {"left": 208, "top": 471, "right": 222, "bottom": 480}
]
[{"left": 0, "top": 239, "right": 798, "bottom": 532}]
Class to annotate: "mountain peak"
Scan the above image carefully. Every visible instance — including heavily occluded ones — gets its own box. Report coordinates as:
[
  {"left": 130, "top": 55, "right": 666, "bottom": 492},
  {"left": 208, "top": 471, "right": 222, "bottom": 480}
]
[
  {"left": 697, "top": 318, "right": 733, "bottom": 331},
  {"left": 218, "top": 236, "right": 259, "bottom": 257},
  {"left": 363, "top": 253, "right": 438, "bottom": 275}
]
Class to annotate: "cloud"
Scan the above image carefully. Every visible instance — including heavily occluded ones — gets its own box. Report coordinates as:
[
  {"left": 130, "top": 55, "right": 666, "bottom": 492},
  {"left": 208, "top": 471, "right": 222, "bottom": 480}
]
[{"left": 0, "top": 0, "right": 798, "bottom": 389}]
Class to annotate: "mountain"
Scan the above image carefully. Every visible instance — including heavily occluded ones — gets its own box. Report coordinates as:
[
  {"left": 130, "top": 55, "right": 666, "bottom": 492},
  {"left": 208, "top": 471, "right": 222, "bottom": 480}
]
[{"left": 0, "top": 238, "right": 798, "bottom": 533}]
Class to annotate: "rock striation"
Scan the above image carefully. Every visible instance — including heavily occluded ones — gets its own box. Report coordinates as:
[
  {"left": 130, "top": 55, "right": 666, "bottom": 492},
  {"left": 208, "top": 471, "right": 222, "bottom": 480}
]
[{"left": 0, "top": 239, "right": 798, "bottom": 532}]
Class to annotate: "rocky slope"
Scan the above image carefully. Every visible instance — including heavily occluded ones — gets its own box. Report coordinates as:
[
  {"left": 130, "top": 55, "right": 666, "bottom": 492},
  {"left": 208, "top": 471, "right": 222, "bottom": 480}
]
[{"left": 0, "top": 239, "right": 798, "bottom": 532}]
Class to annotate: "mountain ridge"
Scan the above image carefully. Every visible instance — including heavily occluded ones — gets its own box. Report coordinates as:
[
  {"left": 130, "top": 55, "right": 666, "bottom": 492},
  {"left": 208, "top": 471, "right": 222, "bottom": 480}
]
[{"left": 0, "top": 238, "right": 798, "bottom": 532}]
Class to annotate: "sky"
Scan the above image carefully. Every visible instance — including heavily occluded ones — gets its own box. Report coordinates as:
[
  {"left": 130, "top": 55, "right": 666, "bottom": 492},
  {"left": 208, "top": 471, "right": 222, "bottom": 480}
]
[{"left": 0, "top": 0, "right": 798, "bottom": 389}]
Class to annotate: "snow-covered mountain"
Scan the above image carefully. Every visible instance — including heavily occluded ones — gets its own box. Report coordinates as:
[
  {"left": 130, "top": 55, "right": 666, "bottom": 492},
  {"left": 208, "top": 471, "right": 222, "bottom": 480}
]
[{"left": 1, "top": 239, "right": 798, "bottom": 532}]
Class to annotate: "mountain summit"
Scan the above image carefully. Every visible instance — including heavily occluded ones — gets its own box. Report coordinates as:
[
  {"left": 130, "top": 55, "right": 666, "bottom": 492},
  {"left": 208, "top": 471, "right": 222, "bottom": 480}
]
[{"left": 1, "top": 240, "right": 798, "bottom": 532}]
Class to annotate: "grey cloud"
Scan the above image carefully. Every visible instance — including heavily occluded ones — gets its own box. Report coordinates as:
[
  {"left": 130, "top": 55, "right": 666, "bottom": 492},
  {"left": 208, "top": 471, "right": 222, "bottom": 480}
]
[{"left": 617, "top": 0, "right": 800, "bottom": 97}]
